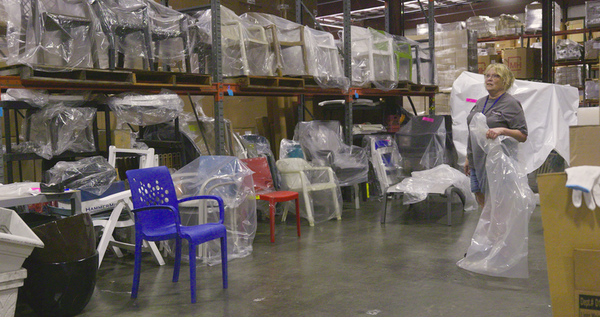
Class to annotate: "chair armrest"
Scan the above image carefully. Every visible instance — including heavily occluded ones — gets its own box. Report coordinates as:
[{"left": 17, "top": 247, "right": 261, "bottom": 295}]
[
  {"left": 178, "top": 195, "right": 225, "bottom": 224},
  {"left": 131, "top": 205, "right": 180, "bottom": 233}
]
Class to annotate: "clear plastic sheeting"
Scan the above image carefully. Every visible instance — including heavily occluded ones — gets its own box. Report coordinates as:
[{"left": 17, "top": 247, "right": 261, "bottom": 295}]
[
  {"left": 457, "top": 113, "right": 535, "bottom": 278},
  {"left": 525, "top": 1, "right": 561, "bottom": 33},
  {"left": 15, "top": 104, "right": 96, "bottom": 159},
  {"left": 555, "top": 38, "right": 583, "bottom": 61},
  {"left": 389, "top": 35, "right": 412, "bottom": 82},
  {"left": 107, "top": 90, "right": 184, "bottom": 128},
  {"left": 395, "top": 115, "right": 458, "bottom": 174},
  {"left": 0, "top": 182, "right": 41, "bottom": 196},
  {"left": 4, "top": 0, "right": 104, "bottom": 68},
  {"left": 586, "top": 1, "right": 600, "bottom": 28},
  {"left": 279, "top": 138, "right": 304, "bottom": 159},
  {"left": 496, "top": 14, "right": 523, "bottom": 36},
  {"left": 294, "top": 120, "right": 369, "bottom": 187},
  {"left": 451, "top": 72, "right": 578, "bottom": 173},
  {"left": 89, "top": 0, "right": 152, "bottom": 70},
  {"left": 172, "top": 156, "right": 256, "bottom": 265},
  {"left": 389, "top": 164, "right": 476, "bottom": 210},
  {"left": 362, "top": 135, "right": 404, "bottom": 198},
  {"left": 466, "top": 16, "right": 496, "bottom": 38},
  {"left": 3, "top": 89, "right": 50, "bottom": 107},
  {"left": 586, "top": 79, "right": 600, "bottom": 101},
  {"left": 241, "top": 134, "right": 281, "bottom": 189},
  {"left": 146, "top": 0, "right": 190, "bottom": 70},
  {"left": 45, "top": 156, "right": 117, "bottom": 196},
  {"left": 276, "top": 158, "right": 342, "bottom": 224},
  {"left": 179, "top": 103, "right": 246, "bottom": 158},
  {"left": 339, "top": 26, "right": 397, "bottom": 90},
  {"left": 191, "top": 6, "right": 273, "bottom": 76},
  {"left": 584, "top": 38, "right": 600, "bottom": 60},
  {"left": 555, "top": 65, "right": 584, "bottom": 88}
]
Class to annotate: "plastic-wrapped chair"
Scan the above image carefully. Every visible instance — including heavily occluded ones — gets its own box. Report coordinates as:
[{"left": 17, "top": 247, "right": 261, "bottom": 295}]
[
  {"left": 340, "top": 26, "right": 396, "bottom": 89},
  {"left": 146, "top": 0, "right": 191, "bottom": 72},
  {"left": 127, "top": 166, "right": 228, "bottom": 304},
  {"left": 276, "top": 158, "right": 342, "bottom": 226},
  {"left": 294, "top": 120, "right": 369, "bottom": 208},
  {"left": 241, "top": 157, "right": 300, "bottom": 243},
  {"left": 89, "top": 0, "right": 153, "bottom": 70},
  {"left": 93, "top": 146, "right": 165, "bottom": 268},
  {"left": 241, "top": 133, "right": 281, "bottom": 190},
  {"left": 172, "top": 156, "right": 256, "bottom": 266},
  {"left": 190, "top": 6, "right": 272, "bottom": 76},
  {"left": 363, "top": 135, "right": 404, "bottom": 196},
  {"left": 6, "top": 0, "right": 100, "bottom": 68}
]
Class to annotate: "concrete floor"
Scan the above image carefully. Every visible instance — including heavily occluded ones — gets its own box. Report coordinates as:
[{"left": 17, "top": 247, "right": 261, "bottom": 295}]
[{"left": 17, "top": 198, "right": 552, "bottom": 317}]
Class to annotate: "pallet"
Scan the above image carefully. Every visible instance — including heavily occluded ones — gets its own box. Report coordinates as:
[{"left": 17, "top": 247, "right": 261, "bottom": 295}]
[
  {"left": 131, "top": 70, "right": 212, "bottom": 87},
  {"left": 396, "top": 81, "right": 438, "bottom": 93},
  {"left": 0, "top": 64, "right": 133, "bottom": 85},
  {"left": 225, "top": 75, "right": 304, "bottom": 89}
]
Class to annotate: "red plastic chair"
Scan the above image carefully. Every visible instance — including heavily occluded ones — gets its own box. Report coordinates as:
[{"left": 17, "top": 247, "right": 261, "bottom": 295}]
[{"left": 241, "top": 157, "right": 300, "bottom": 243}]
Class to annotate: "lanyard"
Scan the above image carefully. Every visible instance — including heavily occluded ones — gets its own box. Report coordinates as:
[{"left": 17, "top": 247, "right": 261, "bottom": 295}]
[{"left": 482, "top": 93, "right": 505, "bottom": 114}]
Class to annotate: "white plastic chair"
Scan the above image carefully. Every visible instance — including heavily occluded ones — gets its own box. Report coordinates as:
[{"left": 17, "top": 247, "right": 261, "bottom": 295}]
[
  {"left": 349, "top": 26, "right": 396, "bottom": 85},
  {"left": 94, "top": 146, "right": 165, "bottom": 268},
  {"left": 276, "top": 158, "right": 341, "bottom": 226}
]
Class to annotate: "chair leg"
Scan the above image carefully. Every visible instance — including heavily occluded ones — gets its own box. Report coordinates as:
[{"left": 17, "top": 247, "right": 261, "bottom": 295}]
[
  {"left": 173, "top": 236, "right": 182, "bottom": 283},
  {"left": 353, "top": 184, "right": 360, "bottom": 209},
  {"left": 131, "top": 236, "right": 143, "bottom": 299},
  {"left": 188, "top": 239, "right": 197, "bottom": 304},
  {"left": 96, "top": 202, "right": 124, "bottom": 268},
  {"left": 295, "top": 197, "right": 301, "bottom": 238},
  {"left": 269, "top": 201, "right": 276, "bottom": 243},
  {"left": 303, "top": 190, "right": 315, "bottom": 226},
  {"left": 220, "top": 236, "right": 228, "bottom": 289},
  {"left": 332, "top": 188, "right": 342, "bottom": 221}
]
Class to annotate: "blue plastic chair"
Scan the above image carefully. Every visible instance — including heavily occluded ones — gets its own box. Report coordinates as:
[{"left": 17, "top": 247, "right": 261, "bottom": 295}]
[{"left": 126, "top": 166, "right": 228, "bottom": 304}]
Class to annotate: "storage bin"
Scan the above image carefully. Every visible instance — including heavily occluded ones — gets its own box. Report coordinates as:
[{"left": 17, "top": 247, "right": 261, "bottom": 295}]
[{"left": 0, "top": 208, "right": 44, "bottom": 274}]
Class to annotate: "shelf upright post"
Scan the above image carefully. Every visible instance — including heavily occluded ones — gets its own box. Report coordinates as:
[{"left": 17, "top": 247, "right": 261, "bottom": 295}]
[
  {"left": 296, "top": 0, "right": 305, "bottom": 122},
  {"left": 428, "top": 0, "right": 435, "bottom": 115},
  {"left": 343, "top": 0, "right": 352, "bottom": 145},
  {"left": 211, "top": 0, "right": 225, "bottom": 155},
  {"left": 541, "top": 0, "right": 553, "bottom": 83},
  {"left": 384, "top": 0, "right": 389, "bottom": 33}
]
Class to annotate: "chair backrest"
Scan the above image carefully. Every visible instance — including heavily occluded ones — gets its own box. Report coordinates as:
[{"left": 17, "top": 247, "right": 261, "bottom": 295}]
[
  {"left": 241, "top": 157, "right": 274, "bottom": 194},
  {"left": 294, "top": 120, "right": 344, "bottom": 163},
  {"left": 365, "top": 136, "right": 403, "bottom": 191},
  {"left": 126, "top": 166, "right": 180, "bottom": 232}
]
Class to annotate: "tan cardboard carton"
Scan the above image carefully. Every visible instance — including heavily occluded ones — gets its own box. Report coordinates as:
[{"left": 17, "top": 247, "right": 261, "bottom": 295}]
[
  {"left": 477, "top": 54, "right": 502, "bottom": 74},
  {"left": 569, "top": 125, "right": 600, "bottom": 166},
  {"left": 502, "top": 47, "right": 541, "bottom": 79}
]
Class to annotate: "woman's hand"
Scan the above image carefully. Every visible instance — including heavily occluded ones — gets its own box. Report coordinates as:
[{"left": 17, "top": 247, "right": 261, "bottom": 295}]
[
  {"left": 464, "top": 158, "right": 470, "bottom": 176},
  {"left": 486, "top": 127, "right": 504, "bottom": 139}
]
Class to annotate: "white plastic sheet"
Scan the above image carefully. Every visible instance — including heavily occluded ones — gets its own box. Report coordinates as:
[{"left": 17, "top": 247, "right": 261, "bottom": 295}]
[
  {"left": 457, "top": 113, "right": 536, "bottom": 278},
  {"left": 450, "top": 71, "right": 578, "bottom": 173},
  {"left": 107, "top": 90, "right": 184, "bottom": 128}
]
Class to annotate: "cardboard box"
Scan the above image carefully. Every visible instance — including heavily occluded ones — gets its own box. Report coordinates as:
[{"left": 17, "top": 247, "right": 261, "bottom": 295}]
[
  {"left": 495, "top": 39, "right": 516, "bottom": 51},
  {"left": 538, "top": 173, "right": 600, "bottom": 317},
  {"left": 569, "top": 125, "right": 600, "bottom": 166},
  {"left": 574, "top": 249, "right": 600, "bottom": 317},
  {"left": 502, "top": 47, "right": 541, "bottom": 79},
  {"left": 566, "top": 19, "right": 585, "bottom": 41},
  {"left": 477, "top": 55, "right": 501, "bottom": 74}
]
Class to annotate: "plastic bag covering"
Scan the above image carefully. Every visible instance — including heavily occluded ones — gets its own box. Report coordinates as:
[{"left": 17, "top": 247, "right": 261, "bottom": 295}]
[
  {"left": 45, "top": 156, "right": 117, "bottom": 196},
  {"left": 241, "top": 133, "right": 281, "bottom": 189},
  {"left": 339, "top": 26, "right": 397, "bottom": 90},
  {"left": 0, "top": 2, "right": 8, "bottom": 64},
  {"left": 172, "top": 156, "right": 256, "bottom": 265},
  {"left": 107, "top": 90, "right": 184, "bottom": 128},
  {"left": 179, "top": 104, "right": 245, "bottom": 158},
  {"left": 276, "top": 158, "right": 342, "bottom": 224},
  {"left": 525, "top": 1, "right": 561, "bottom": 33},
  {"left": 466, "top": 16, "right": 496, "bottom": 38},
  {"left": 584, "top": 38, "right": 600, "bottom": 60},
  {"left": 497, "top": 14, "right": 523, "bottom": 37},
  {"left": 555, "top": 38, "right": 583, "bottom": 61},
  {"left": 15, "top": 104, "right": 96, "bottom": 159},
  {"left": 395, "top": 115, "right": 457, "bottom": 174},
  {"left": 4, "top": 89, "right": 50, "bottom": 107},
  {"left": 586, "top": 79, "right": 600, "bottom": 101},
  {"left": 586, "top": 1, "right": 600, "bottom": 28},
  {"left": 294, "top": 120, "right": 369, "bottom": 187},
  {"left": 412, "top": 40, "right": 436, "bottom": 85},
  {"left": 457, "top": 113, "right": 535, "bottom": 278},
  {"left": 240, "top": 12, "right": 348, "bottom": 90},
  {"left": 4, "top": 0, "right": 105, "bottom": 68},
  {"left": 390, "top": 164, "right": 476, "bottom": 209},
  {"left": 450, "top": 71, "right": 579, "bottom": 173},
  {"left": 362, "top": 135, "right": 403, "bottom": 197},
  {"left": 191, "top": 6, "right": 273, "bottom": 76},
  {"left": 88, "top": 0, "right": 151, "bottom": 69},
  {"left": 555, "top": 65, "right": 584, "bottom": 88},
  {"left": 279, "top": 138, "right": 304, "bottom": 159},
  {"left": 146, "top": 1, "right": 188, "bottom": 68}
]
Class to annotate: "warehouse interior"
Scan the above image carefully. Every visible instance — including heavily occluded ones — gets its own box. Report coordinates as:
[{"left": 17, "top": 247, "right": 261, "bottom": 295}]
[{"left": 0, "top": 0, "right": 597, "bottom": 316}]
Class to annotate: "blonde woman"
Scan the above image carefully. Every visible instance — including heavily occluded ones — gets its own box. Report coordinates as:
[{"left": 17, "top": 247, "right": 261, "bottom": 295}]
[{"left": 464, "top": 63, "right": 528, "bottom": 208}]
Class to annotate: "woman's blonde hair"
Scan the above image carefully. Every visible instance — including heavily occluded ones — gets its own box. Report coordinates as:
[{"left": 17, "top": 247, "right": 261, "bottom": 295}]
[{"left": 484, "top": 63, "right": 515, "bottom": 92}]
